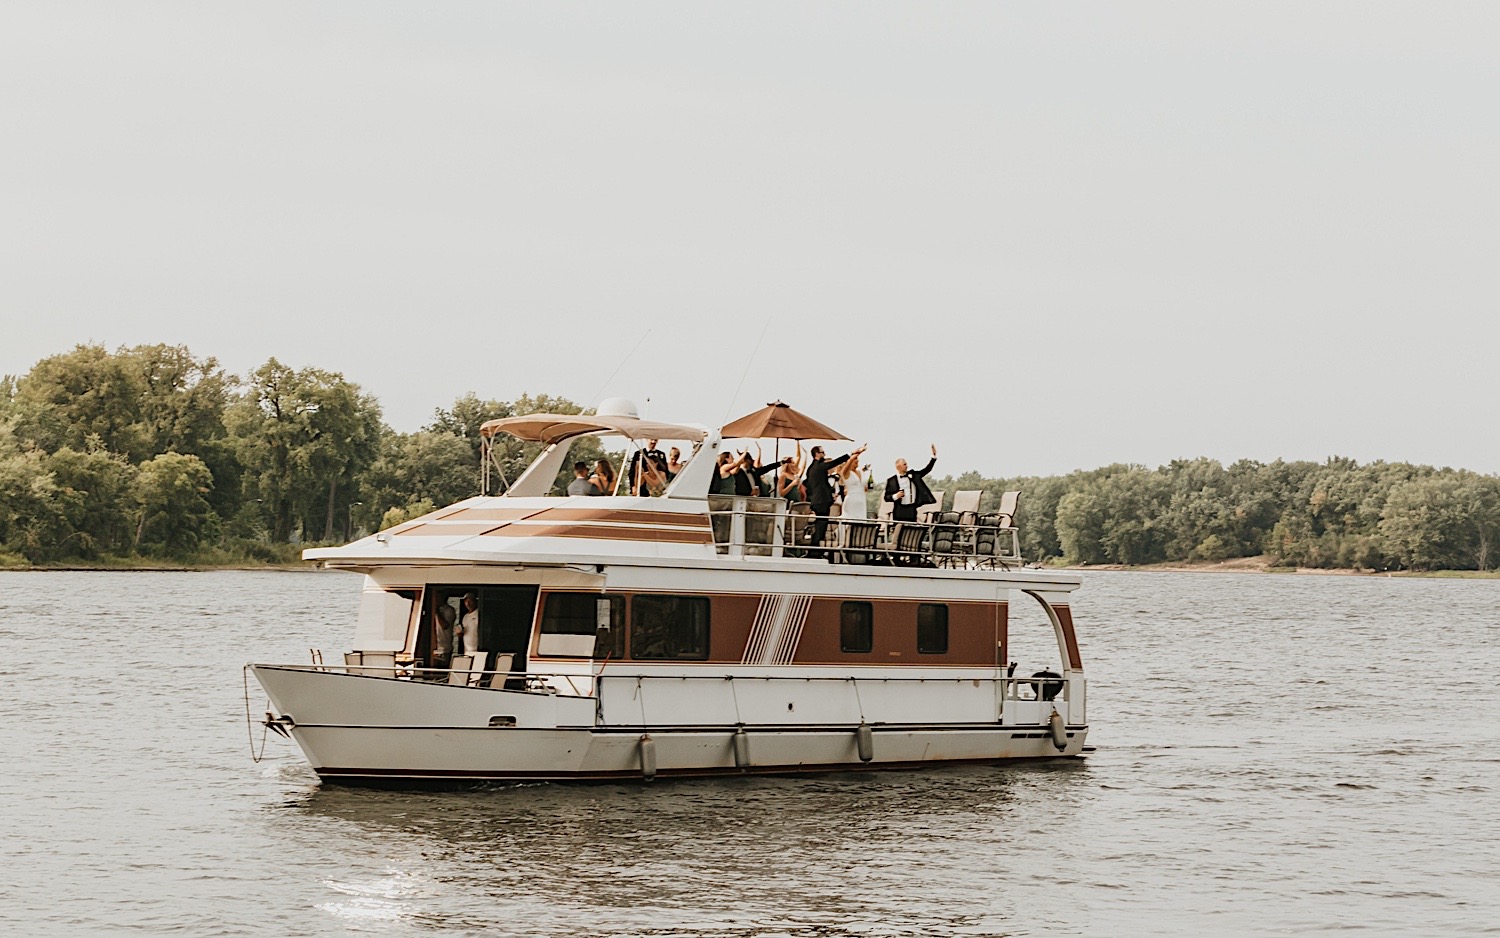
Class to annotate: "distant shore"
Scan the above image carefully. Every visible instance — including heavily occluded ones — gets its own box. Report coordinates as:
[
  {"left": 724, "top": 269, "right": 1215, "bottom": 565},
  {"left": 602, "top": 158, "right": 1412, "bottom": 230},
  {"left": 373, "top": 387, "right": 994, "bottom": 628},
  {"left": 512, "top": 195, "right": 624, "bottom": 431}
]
[
  {"left": 1057, "top": 555, "right": 1500, "bottom": 579},
  {"left": 5, "top": 555, "right": 1496, "bottom": 579}
]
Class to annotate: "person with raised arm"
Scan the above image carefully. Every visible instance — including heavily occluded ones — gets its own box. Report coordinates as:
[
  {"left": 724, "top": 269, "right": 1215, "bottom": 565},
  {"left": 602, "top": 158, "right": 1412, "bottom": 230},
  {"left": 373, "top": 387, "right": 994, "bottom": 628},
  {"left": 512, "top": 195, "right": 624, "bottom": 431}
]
[
  {"left": 803, "top": 442, "right": 867, "bottom": 555},
  {"left": 884, "top": 445, "right": 938, "bottom": 522}
]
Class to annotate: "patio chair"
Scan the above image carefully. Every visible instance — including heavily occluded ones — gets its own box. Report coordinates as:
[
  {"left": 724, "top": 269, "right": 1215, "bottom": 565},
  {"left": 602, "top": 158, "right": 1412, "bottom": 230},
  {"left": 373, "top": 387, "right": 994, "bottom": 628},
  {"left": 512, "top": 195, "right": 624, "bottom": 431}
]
[
  {"left": 343, "top": 651, "right": 362, "bottom": 673},
  {"left": 930, "top": 511, "right": 966, "bottom": 568},
  {"left": 973, "top": 513, "right": 1010, "bottom": 570},
  {"left": 840, "top": 519, "right": 880, "bottom": 565},
  {"left": 361, "top": 651, "right": 397, "bottom": 679},
  {"left": 486, "top": 652, "right": 516, "bottom": 689},
  {"left": 447, "top": 654, "right": 474, "bottom": 686},
  {"left": 892, "top": 523, "right": 932, "bottom": 566},
  {"left": 786, "top": 502, "right": 814, "bottom": 552},
  {"left": 952, "top": 490, "right": 984, "bottom": 524},
  {"left": 468, "top": 651, "right": 490, "bottom": 687},
  {"left": 917, "top": 490, "right": 945, "bottom": 523},
  {"left": 996, "top": 490, "right": 1020, "bottom": 528}
]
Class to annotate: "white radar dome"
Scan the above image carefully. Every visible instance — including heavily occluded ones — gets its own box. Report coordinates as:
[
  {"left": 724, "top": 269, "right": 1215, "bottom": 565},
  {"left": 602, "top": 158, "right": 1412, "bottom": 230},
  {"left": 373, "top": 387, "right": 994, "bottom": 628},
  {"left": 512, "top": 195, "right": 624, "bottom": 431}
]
[{"left": 595, "top": 397, "right": 639, "bottom": 418}]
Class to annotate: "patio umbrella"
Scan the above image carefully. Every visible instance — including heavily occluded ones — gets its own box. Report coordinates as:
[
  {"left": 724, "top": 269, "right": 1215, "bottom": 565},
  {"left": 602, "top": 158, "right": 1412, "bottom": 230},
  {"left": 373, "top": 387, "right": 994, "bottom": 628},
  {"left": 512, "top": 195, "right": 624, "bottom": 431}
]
[
  {"left": 722, "top": 400, "right": 850, "bottom": 466},
  {"left": 721, "top": 400, "right": 850, "bottom": 442}
]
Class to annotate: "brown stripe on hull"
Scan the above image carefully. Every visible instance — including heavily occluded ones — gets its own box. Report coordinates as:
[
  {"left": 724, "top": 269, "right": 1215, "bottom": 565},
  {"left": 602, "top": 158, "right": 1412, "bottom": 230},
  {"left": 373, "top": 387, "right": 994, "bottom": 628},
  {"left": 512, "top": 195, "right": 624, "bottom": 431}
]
[
  {"left": 487, "top": 523, "right": 713, "bottom": 544},
  {"left": 526, "top": 507, "right": 711, "bottom": 528}
]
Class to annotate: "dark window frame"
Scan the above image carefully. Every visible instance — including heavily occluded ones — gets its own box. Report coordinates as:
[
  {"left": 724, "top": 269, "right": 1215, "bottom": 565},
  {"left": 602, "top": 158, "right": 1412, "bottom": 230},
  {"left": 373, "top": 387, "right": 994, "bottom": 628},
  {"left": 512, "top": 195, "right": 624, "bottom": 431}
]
[
  {"left": 630, "top": 594, "right": 711, "bottom": 661},
  {"left": 538, "top": 592, "right": 625, "bottom": 659},
  {"left": 840, "top": 601, "right": 874, "bottom": 654},
  {"left": 917, "top": 603, "right": 949, "bottom": 654}
]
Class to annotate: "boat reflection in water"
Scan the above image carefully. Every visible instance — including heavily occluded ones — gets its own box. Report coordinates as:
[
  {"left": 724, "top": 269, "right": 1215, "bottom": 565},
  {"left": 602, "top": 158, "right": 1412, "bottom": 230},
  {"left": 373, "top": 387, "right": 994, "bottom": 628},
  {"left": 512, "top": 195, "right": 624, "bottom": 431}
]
[
  {"left": 250, "top": 400, "right": 1090, "bottom": 785},
  {"left": 281, "top": 762, "right": 1091, "bottom": 932}
]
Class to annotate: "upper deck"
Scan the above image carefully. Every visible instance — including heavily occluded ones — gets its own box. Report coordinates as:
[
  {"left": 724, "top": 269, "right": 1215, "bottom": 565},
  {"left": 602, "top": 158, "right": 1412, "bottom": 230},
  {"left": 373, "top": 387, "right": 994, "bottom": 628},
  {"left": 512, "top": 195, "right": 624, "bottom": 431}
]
[{"left": 302, "top": 404, "right": 1079, "bottom": 595}]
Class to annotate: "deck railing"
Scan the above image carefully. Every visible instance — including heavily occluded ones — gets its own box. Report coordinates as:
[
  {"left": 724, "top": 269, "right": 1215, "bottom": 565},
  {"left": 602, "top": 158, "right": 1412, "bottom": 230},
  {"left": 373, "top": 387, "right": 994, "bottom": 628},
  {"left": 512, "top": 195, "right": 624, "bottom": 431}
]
[
  {"left": 706, "top": 494, "right": 1022, "bottom": 569},
  {"left": 275, "top": 662, "right": 1071, "bottom": 705}
]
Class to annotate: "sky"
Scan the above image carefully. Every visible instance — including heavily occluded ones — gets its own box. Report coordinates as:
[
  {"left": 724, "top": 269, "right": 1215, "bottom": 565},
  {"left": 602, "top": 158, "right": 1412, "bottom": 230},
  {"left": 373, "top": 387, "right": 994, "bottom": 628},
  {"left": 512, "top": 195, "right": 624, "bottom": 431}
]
[{"left": 2, "top": 2, "right": 1497, "bottom": 478}]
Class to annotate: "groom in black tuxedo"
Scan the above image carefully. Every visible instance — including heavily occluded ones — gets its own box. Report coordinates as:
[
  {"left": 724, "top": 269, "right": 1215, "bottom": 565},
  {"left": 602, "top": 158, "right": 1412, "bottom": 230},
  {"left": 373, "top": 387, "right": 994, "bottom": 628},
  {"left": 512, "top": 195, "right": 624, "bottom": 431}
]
[{"left": 883, "top": 445, "right": 938, "bottom": 521}]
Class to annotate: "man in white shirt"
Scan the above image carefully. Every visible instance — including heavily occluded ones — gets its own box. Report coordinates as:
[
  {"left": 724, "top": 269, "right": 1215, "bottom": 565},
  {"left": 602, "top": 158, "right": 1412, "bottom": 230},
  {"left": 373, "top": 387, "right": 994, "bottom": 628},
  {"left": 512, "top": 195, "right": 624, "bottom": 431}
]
[{"left": 459, "top": 592, "right": 480, "bottom": 656}]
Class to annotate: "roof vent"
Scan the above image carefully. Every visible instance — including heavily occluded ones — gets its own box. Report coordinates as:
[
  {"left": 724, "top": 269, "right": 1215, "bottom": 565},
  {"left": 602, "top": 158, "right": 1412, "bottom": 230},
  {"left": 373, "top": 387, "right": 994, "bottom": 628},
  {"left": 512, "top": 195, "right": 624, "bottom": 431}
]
[{"left": 595, "top": 397, "right": 639, "bottom": 418}]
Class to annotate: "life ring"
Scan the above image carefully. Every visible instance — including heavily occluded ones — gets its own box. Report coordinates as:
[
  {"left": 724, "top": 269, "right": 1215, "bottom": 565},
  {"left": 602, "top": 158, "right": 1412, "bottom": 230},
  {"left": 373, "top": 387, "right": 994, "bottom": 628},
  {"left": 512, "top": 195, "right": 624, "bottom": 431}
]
[{"left": 1048, "top": 711, "right": 1068, "bottom": 751}]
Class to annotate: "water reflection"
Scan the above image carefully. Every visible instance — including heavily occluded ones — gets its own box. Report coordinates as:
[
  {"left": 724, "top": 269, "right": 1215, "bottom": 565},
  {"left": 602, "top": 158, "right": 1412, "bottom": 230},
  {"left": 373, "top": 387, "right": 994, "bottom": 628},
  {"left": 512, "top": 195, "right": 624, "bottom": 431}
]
[{"left": 278, "top": 764, "right": 1091, "bottom": 935}]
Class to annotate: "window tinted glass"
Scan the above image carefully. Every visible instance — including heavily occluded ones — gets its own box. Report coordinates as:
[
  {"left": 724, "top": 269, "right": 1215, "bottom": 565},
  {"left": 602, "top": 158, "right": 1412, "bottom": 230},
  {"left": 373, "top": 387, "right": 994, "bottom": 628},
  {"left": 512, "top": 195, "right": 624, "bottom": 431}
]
[
  {"left": 540, "top": 593, "right": 624, "bottom": 659},
  {"left": 917, "top": 603, "right": 948, "bottom": 654},
  {"left": 840, "top": 602, "right": 873, "bottom": 653},
  {"left": 630, "top": 595, "right": 710, "bottom": 660}
]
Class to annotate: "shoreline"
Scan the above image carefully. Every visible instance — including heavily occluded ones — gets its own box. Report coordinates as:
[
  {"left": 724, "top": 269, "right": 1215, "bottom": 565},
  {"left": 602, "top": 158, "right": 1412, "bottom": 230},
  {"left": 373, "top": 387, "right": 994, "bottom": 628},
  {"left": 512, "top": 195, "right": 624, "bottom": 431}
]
[
  {"left": 1055, "top": 555, "right": 1500, "bottom": 579},
  {"left": 3, "top": 556, "right": 1495, "bottom": 579}
]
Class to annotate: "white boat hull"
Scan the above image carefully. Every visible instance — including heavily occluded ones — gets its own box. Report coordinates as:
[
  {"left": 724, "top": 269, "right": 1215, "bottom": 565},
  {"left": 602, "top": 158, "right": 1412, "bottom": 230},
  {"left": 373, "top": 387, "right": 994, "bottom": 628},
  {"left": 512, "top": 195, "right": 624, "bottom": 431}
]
[{"left": 252, "top": 665, "right": 1087, "bottom": 784}]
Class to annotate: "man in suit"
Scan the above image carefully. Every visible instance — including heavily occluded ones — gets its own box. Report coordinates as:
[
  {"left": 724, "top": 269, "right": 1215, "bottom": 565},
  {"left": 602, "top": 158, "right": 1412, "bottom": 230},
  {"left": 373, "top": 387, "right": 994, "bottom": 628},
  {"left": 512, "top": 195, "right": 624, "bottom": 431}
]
[
  {"left": 884, "top": 445, "right": 938, "bottom": 521},
  {"left": 803, "top": 443, "right": 866, "bottom": 554}
]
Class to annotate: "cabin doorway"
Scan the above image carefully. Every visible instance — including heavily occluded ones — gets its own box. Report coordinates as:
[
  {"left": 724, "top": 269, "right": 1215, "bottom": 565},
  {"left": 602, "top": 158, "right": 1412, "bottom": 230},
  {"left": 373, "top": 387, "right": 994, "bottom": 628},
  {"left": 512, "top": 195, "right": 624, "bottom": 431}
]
[
  {"left": 427, "top": 585, "right": 539, "bottom": 675},
  {"left": 478, "top": 585, "right": 539, "bottom": 671}
]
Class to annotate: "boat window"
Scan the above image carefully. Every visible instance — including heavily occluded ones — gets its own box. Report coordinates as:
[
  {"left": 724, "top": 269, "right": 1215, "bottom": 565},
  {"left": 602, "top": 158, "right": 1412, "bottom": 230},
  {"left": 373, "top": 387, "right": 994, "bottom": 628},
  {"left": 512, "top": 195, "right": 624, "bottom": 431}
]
[
  {"left": 917, "top": 603, "right": 948, "bottom": 654},
  {"left": 537, "top": 593, "right": 625, "bottom": 659},
  {"left": 355, "top": 588, "right": 418, "bottom": 653},
  {"left": 630, "top": 595, "right": 710, "bottom": 660},
  {"left": 840, "top": 602, "right": 873, "bottom": 654}
]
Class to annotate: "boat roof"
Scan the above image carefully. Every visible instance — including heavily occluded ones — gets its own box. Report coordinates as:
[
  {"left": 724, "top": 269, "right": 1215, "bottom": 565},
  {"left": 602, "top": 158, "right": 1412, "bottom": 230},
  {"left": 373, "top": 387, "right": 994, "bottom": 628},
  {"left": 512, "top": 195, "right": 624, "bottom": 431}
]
[
  {"left": 479, "top": 413, "right": 707, "bottom": 445},
  {"left": 302, "top": 495, "right": 1083, "bottom": 591}
]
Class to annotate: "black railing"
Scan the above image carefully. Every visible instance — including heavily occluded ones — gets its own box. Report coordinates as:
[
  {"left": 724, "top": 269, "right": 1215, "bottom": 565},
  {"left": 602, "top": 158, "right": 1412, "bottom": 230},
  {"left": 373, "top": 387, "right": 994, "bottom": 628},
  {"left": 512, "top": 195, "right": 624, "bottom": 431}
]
[{"left": 706, "top": 495, "right": 1021, "bottom": 569}]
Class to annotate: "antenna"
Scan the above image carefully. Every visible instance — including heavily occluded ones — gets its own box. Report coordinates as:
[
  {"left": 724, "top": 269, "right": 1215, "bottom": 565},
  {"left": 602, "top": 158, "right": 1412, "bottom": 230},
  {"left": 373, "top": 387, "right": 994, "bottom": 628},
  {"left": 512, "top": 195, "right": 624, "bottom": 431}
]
[
  {"left": 586, "top": 329, "right": 652, "bottom": 411},
  {"left": 721, "top": 319, "right": 771, "bottom": 426}
]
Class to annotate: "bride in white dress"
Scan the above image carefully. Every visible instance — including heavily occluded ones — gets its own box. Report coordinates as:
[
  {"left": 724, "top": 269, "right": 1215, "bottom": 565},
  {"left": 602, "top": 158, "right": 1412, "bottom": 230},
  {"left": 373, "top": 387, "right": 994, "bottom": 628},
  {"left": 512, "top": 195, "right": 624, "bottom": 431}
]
[{"left": 837, "top": 459, "right": 869, "bottom": 519}]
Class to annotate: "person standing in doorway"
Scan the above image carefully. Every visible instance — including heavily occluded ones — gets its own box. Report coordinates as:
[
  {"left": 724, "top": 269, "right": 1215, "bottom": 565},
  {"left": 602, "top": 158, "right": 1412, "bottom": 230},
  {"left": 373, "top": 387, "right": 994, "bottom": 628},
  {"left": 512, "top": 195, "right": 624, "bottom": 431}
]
[
  {"left": 459, "top": 592, "right": 480, "bottom": 656},
  {"left": 884, "top": 445, "right": 938, "bottom": 521},
  {"left": 432, "top": 604, "right": 456, "bottom": 668}
]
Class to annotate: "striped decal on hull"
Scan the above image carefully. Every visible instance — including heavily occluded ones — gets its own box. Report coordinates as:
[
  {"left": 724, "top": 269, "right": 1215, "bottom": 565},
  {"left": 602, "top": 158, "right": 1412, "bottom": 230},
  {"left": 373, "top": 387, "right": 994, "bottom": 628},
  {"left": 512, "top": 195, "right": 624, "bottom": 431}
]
[{"left": 743, "top": 594, "right": 813, "bottom": 665}]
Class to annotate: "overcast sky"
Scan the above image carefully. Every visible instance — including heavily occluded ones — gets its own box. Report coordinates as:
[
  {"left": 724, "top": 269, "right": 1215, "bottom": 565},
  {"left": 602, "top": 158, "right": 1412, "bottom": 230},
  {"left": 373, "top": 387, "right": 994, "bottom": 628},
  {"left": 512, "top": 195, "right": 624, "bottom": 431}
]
[{"left": 2, "top": 3, "right": 1497, "bottom": 477}]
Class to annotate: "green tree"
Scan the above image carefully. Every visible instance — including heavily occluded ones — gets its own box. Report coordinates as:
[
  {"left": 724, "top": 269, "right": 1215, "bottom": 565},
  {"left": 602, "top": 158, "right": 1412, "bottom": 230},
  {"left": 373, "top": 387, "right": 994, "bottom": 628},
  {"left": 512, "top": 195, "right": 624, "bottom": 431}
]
[
  {"left": 46, "top": 446, "right": 139, "bottom": 558},
  {"left": 133, "top": 452, "right": 216, "bottom": 556},
  {"left": 226, "top": 359, "right": 382, "bottom": 542},
  {"left": 0, "top": 424, "right": 71, "bottom": 562},
  {"left": 1380, "top": 473, "right": 1500, "bottom": 571},
  {"left": 358, "top": 429, "right": 476, "bottom": 533}
]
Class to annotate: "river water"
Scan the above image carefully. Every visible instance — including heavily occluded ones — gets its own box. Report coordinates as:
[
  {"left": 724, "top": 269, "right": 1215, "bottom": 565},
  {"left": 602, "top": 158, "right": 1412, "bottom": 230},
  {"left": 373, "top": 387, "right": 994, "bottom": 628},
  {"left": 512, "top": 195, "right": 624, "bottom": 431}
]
[{"left": 1, "top": 569, "right": 1496, "bottom": 935}]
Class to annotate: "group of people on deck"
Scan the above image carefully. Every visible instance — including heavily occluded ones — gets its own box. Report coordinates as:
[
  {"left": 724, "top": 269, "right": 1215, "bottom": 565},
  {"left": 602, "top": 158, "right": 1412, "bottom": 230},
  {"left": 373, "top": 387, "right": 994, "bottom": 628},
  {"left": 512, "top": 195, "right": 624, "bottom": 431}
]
[
  {"left": 566, "top": 439, "right": 687, "bottom": 498},
  {"left": 566, "top": 437, "right": 939, "bottom": 524}
]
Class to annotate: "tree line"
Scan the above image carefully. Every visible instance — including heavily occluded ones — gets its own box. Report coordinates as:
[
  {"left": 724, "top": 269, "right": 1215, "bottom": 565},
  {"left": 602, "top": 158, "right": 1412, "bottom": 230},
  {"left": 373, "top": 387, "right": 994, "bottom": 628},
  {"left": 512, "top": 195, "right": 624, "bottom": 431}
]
[
  {"left": 2, "top": 343, "right": 1496, "bottom": 571},
  {"left": 932, "top": 456, "right": 1500, "bottom": 572},
  {"left": 0, "top": 343, "right": 602, "bottom": 565}
]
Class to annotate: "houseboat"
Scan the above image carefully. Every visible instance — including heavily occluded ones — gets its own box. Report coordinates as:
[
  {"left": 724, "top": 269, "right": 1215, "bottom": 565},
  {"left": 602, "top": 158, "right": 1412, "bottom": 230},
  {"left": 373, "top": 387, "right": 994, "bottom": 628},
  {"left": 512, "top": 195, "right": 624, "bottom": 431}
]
[{"left": 249, "top": 403, "right": 1090, "bottom": 784}]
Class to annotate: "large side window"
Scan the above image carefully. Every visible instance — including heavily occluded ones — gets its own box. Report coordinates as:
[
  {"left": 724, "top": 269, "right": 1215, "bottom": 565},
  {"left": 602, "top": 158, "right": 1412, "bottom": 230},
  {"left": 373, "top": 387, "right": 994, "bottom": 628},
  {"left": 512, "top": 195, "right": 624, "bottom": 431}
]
[
  {"left": 538, "top": 593, "right": 625, "bottom": 659},
  {"left": 630, "top": 595, "right": 710, "bottom": 660},
  {"left": 840, "top": 601, "right": 873, "bottom": 653},
  {"left": 917, "top": 603, "right": 948, "bottom": 654}
]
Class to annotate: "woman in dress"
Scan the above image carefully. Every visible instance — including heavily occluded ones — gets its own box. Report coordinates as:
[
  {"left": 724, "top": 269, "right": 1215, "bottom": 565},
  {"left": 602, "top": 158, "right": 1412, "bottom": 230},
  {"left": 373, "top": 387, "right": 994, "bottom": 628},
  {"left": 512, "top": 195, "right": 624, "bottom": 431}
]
[
  {"left": 590, "top": 458, "right": 617, "bottom": 497},
  {"left": 837, "top": 458, "right": 869, "bottom": 519},
  {"left": 777, "top": 443, "right": 805, "bottom": 503}
]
